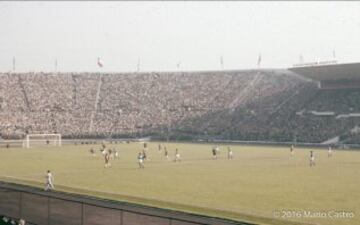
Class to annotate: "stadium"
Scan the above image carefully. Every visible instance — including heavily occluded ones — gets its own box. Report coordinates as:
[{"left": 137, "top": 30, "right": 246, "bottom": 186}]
[
  {"left": 1, "top": 2, "right": 359, "bottom": 225},
  {"left": 1, "top": 62, "right": 360, "bottom": 225}
]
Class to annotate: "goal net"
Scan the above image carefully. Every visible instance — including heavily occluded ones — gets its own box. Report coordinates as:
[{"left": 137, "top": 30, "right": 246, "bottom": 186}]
[{"left": 24, "top": 134, "right": 62, "bottom": 148}]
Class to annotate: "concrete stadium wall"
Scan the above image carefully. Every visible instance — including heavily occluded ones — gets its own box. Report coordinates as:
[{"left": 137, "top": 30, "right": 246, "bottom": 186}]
[
  {"left": 0, "top": 182, "right": 252, "bottom": 225},
  {"left": 2, "top": 138, "right": 360, "bottom": 150}
]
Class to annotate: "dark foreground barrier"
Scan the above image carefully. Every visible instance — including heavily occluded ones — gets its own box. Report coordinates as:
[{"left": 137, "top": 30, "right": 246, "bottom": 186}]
[{"left": 0, "top": 181, "right": 253, "bottom": 225}]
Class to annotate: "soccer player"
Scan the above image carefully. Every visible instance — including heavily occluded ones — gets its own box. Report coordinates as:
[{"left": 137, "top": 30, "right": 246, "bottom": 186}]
[
  {"left": 90, "top": 148, "right": 95, "bottom": 156},
  {"left": 114, "top": 149, "right": 119, "bottom": 158},
  {"left": 215, "top": 145, "right": 220, "bottom": 154},
  {"left": 212, "top": 146, "right": 217, "bottom": 160},
  {"left": 45, "top": 170, "right": 54, "bottom": 191},
  {"left": 328, "top": 146, "right": 333, "bottom": 157},
  {"left": 290, "top": 145, "right": 295, "bottom": 158},
  {"left": 101, "top": 142, "right": 106, "bottom": 150},
  {"left": 227, "top": 146, "right": 234, "bottom": 159},
  {"left": 174, "top": 148, "right": 181, "bottom": 162},
  {"left": 143, "top": 143, "right": 149, "bottom": 160},
  {"left": 143, "top": 142, "right": 148, "bottom": 151},
  {"left": 164, "top": 146, "right": 169, "bottom": 160},
  {"left": 158, "top": 143, "right": 162, "bottom": 152},
  {"left": 142, "top": 149, "right": 147, "bottom": 161},
  {"left": 310, "top": 151, "right": 316, "bottom": 167},
  {"left": 104, "top": 153, "right": 111, "bottom": 168},
  {"left": 138, "top": 152, "right": 145, "bottom": 169}
]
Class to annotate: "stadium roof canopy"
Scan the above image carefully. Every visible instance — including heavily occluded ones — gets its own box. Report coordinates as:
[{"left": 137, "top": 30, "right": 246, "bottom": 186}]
[{"left": 288, "top": 62, "right": 360, "bottom": 81}]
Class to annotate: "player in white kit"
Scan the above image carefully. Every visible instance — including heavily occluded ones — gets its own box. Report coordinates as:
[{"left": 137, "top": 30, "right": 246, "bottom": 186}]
[
  {"left": 227, "top": 146, "right": 234, "bottom": 159},
  {"left": 174, "top": 149, "right": 181, "bottom": 162},
  {"left": 310, "top": 151, "right": 316, "bottom": 167},
  {"left": 45, "top": 170, "right": 54, "bottom": 191},
  {"left": 138, "top": 152, "right": 145, "bottom": 168},
  {"left": 328, "top": 146, "right": 333, "bottom": 157}
]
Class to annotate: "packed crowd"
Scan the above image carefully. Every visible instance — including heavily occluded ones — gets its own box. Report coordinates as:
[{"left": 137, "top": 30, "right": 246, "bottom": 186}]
[
  {"left": 178, "top": 80, "right": 360, "bottom": 143},
  {"left": 0, "top": 70, "right": 359, "bottom": 143}
]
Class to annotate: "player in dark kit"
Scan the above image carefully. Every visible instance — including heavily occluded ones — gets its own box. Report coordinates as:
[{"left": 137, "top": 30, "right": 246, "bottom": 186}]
[
  {"left": 143, "top": 143, "right": 149, "bottom": 160},
  {"left": 164, "top": 146, "right": 169, "bottom": 159},
  {"left": 212, "top": 147, "right": 217, "bottom": 160},
  {"left": 142, "top": 149, "right": 147, "bottom": 161},
  {"left": 290, "top": 145, "right": 294, "bottom": 158},
  {"left": 104, "top": 153, "right": 111, "bottom": 168},
  {"left": 90, "top": 148, "right": 95, "bottom": 156}
]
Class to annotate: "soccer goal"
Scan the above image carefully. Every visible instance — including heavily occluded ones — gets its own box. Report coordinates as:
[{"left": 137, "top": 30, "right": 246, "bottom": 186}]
[{"left": 23, "top": 134, "right": 62, "bottom": 148}]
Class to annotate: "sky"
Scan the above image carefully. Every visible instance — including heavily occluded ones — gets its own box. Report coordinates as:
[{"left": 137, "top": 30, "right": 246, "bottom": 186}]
[{"left": 0, "top": 1, "right": 359, "bottom": 72}]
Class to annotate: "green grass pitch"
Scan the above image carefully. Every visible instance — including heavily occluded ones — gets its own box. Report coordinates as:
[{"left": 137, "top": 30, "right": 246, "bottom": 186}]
[{"left": 0, "top": 142, "right": 359, "bottom": 225}]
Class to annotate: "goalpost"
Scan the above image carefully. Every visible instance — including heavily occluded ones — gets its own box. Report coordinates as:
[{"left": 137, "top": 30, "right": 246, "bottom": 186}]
[{"left": 23, "top": 134, "right": 62, "bottom": 149}]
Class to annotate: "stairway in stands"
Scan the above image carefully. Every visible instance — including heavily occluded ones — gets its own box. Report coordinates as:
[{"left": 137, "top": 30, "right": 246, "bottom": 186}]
[
  {"left": 89, "top": 73, "right": 103, "bottom": 132},
  {"left": 17, "top": 75, "right": 31, "bottom": 111}
]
